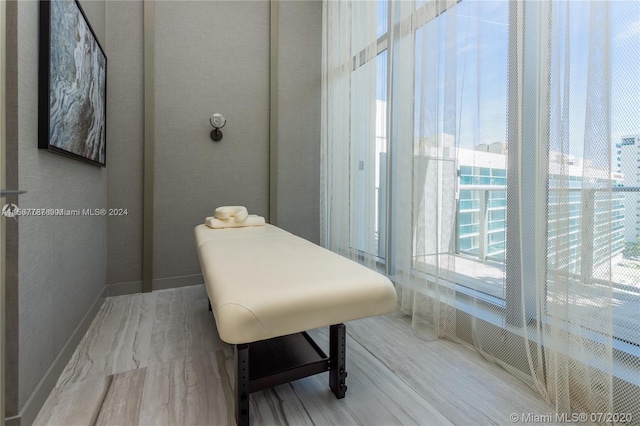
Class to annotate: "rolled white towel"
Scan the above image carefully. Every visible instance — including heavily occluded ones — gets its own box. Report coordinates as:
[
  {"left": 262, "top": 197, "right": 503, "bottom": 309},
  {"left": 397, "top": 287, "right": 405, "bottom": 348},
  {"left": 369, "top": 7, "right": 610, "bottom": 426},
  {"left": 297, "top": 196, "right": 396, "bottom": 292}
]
[
  {"left": 214, "top": 206, "right": 248, "bottom": 221},
  {"left": 235, "top": 209, "right": 249, "bottom": 222},
  {"left": 205, "top": 214, "right": 265, "bottom": 229}
]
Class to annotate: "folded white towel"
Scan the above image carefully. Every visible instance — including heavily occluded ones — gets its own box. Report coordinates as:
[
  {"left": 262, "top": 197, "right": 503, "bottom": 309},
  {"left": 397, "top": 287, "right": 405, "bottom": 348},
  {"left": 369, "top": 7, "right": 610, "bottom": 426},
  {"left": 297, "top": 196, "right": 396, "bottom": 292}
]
[
  {"left": 205, "top": 214, "right": 266, "bottom": 229},
  {"left": 214, "top": 206, "right": 248, "bottom": 221}
]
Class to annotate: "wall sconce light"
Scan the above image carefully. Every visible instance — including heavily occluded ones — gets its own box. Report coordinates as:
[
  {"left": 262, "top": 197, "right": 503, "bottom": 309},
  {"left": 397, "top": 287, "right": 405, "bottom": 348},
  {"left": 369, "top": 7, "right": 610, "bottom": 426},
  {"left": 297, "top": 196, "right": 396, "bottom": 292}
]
[{"left": 210, "top": 113, "right": 226, "bottom": 141}]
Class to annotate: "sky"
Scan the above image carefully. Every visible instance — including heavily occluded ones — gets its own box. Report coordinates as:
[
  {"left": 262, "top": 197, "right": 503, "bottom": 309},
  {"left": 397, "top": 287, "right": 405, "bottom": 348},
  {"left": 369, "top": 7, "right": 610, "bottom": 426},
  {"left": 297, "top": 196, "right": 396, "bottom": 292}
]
[{"left": 375, "top": 1, "right": 640, "bottom": 164}]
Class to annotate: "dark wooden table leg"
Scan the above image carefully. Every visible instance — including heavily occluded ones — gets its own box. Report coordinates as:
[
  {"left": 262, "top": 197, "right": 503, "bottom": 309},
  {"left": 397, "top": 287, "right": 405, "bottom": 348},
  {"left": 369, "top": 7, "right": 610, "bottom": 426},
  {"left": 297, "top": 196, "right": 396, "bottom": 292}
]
[
  {"left": 235, "top": 344, "right": 250, "bottom": 426},
  {"left": 329, "top": 323, "right": 347, "bottom": 398}
]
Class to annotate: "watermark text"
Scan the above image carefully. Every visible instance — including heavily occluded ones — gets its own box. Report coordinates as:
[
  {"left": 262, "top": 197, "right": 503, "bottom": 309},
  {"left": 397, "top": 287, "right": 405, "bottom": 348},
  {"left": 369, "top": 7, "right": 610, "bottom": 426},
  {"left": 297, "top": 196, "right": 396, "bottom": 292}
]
[
  {"left": 2, "top": 204, "right": 129, "bottom": 219},
  {"left": 510, "top": 412, "right": 633, "bottom": 424}
]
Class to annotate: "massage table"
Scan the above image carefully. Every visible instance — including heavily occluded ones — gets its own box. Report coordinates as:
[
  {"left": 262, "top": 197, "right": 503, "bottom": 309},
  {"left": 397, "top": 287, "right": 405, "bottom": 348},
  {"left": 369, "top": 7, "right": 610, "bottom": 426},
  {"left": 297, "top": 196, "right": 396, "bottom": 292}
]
[{"left": 195, "top": 224, "right": 397, "bottom": 425}]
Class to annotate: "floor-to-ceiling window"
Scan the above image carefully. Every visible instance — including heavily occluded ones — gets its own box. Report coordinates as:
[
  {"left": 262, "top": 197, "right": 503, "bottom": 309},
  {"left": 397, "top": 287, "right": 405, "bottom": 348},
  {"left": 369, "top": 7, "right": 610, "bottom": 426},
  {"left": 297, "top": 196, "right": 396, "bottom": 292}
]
[{"left": 323, "top": 0, "right": 640, "bottom": 418}]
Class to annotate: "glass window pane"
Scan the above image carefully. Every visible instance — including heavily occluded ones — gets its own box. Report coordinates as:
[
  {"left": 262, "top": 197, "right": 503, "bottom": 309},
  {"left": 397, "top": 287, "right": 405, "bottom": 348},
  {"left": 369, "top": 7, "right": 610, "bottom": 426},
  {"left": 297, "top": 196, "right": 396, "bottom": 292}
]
[{"left": 377, "top": 0, "right": 388, "bottom": 39}]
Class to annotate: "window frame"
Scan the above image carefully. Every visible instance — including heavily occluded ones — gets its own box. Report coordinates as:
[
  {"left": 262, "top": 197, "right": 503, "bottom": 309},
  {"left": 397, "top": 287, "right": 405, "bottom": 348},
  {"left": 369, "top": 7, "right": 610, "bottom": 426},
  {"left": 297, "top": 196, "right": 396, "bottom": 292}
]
[{"left": 380, "top": 0, "right": 640, "bottom": 359}]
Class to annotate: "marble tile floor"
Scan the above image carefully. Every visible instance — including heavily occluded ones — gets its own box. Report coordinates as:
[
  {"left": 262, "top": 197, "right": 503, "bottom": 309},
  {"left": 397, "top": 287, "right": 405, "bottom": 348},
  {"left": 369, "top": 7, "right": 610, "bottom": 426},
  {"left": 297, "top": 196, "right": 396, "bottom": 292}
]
[{"left": 34, "top": 285, "right": 559, "bottom": 425}]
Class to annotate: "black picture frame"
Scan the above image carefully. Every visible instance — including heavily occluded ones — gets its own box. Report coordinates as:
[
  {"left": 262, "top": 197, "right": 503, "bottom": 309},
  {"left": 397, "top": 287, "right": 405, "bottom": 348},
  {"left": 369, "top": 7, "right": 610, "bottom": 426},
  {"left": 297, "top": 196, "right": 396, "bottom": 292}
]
[{"left": 38, "top": 0, "right": 107, "bottom": 167}]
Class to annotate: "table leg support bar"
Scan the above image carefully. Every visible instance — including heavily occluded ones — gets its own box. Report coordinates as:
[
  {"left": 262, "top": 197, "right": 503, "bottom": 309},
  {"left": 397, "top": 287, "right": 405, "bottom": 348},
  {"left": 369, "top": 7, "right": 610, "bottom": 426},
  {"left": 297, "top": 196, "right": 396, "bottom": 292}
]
[{"left": 329, "top": 323, "right": 347, "bottom": 399}]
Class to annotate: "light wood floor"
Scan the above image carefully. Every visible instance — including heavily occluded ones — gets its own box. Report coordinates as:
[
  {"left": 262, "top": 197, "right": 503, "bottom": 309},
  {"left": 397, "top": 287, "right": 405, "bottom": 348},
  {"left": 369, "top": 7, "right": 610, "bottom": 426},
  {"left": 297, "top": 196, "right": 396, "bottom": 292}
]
[{"left": 34, "top": 285, "right": 559, "bottom": 425}]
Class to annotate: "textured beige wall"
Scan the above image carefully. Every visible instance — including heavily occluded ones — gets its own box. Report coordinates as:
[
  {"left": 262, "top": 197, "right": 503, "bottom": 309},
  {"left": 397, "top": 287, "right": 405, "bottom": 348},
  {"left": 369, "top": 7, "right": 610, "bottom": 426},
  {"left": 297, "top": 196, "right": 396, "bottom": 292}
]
[
  {"left": 106, "top": 1, "right": 144, "bottom": 288},
  {"left": 152, "top": 1, "right": 270, "bottom": 283},
  {"left": 13, "top": 0, "right": 107, "bottom": 414},
  {"left": 104, "top": 0, "right": 322, "bottom": 289},
  {"left": 275, "top": 0, "right": 322, "bottom": 244}
]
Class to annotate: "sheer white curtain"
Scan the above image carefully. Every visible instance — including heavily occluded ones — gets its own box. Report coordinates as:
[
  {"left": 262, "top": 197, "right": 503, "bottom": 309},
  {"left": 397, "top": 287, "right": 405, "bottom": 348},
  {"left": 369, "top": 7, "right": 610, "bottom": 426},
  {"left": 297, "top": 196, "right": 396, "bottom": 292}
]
[
  {"left": 390, "top": 0, "right": 461, "bottom": 340},
  {"left": 321, "top": 0, "right": 381, "bottom": 269},
  {"left": 543, "top": 0, "right": 640, "bottom": 417},
  {"left": 322, "top": 0, "right": 640, "bottom": 419}
]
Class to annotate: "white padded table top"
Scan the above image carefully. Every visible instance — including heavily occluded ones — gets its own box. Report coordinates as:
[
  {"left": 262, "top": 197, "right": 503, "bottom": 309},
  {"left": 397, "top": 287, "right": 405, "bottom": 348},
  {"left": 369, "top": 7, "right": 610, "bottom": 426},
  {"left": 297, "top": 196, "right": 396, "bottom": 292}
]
[{"left": 195, "top": 224, "right": 397, "bottom": 344}]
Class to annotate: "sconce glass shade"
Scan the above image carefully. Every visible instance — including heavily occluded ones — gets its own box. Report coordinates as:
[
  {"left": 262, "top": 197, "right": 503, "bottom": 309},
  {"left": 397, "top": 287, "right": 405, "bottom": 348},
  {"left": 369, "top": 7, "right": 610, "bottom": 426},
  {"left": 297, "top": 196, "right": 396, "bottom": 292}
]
[{"left": 211, "top": 113, "right": 226, "bottom": 129}]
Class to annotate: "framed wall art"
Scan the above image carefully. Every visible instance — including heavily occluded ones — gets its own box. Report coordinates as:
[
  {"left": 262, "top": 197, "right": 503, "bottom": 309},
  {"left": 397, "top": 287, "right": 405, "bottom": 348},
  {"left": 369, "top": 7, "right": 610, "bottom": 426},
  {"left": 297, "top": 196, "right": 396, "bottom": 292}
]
[{"left": 39, "top": 0, "right": 107, "bottom": 166}]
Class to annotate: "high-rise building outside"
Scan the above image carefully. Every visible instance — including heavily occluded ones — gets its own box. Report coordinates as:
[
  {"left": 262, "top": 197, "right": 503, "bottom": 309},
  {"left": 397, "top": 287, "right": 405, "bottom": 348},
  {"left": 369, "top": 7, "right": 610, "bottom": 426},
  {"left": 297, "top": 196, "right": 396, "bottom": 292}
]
[
  {"left": 371, "top": 131, "right": 625, "bottom": 280},
  {"left": 616, "top": 135, "right": 640, "bottom": 242},
  {"left": 457, "top": 143, "right": 624, "bottom": 275}
]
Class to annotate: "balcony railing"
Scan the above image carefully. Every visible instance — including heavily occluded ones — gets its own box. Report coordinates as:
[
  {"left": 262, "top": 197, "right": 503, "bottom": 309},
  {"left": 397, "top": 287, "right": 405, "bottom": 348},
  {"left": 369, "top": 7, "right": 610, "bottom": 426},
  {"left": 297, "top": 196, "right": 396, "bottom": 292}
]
[
  {"left": 456, "top": 184, "right": 630, "bottom": 278},
  {"left": 457, "top": 185, "right": 507, "bottom": 262}
]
